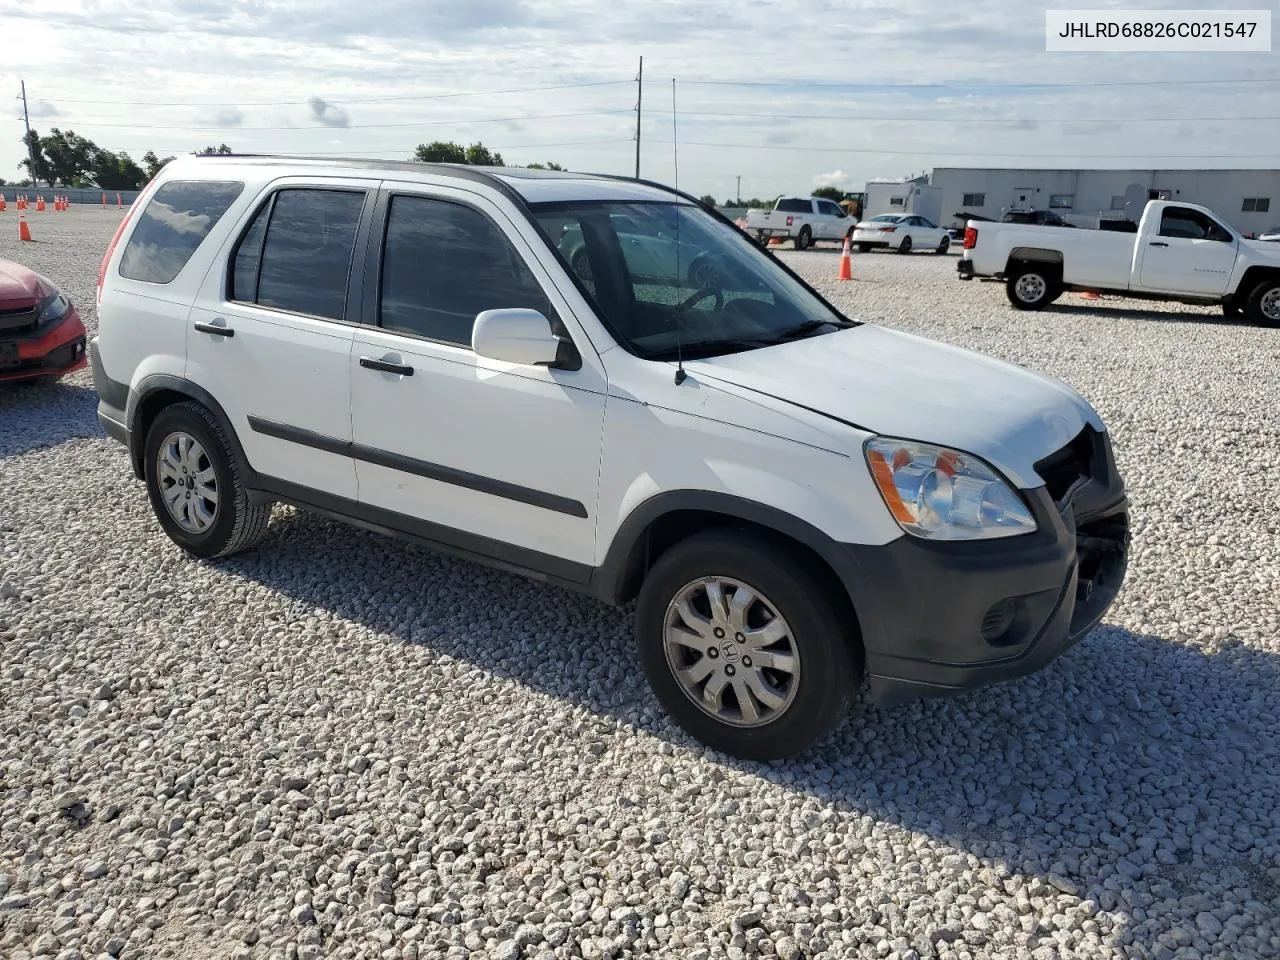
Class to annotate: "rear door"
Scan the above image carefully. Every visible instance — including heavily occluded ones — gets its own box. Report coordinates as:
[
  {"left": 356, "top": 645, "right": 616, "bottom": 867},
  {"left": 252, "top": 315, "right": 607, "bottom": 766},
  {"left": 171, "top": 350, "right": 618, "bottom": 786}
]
[
  {"left": 187, "top": 178, "right": 380, "bottom": 499},
  {"left": 1135, "top": 206, "right": 1237, "bottom": 296},
  {"left": 347, "top": 182, "right": 606, "bottom": 571}
]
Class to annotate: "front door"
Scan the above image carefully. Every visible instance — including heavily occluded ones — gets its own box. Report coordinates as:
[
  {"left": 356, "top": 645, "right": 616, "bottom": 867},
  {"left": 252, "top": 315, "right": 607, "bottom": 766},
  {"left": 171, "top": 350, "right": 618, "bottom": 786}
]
[
  {"left": 348, "top": 184, "right": 606, "bottom": 574},
  {"left": 187, "top": 179, "right": 380, "bottom": 500},
  {"left": 1136, "top": 205, "right": 1238, "bottom": 296}
]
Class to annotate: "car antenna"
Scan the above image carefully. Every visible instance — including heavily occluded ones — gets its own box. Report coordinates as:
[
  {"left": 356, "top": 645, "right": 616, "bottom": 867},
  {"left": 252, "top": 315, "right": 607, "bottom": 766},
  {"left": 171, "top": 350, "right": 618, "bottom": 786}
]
[{"left": 672, "top": 76, "right": 687, "bottom": 386}]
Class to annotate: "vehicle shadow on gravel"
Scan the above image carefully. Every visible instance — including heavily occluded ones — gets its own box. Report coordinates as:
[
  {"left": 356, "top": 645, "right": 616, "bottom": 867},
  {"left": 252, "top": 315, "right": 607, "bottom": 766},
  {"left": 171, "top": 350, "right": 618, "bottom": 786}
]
[
  {"left": 1047, "top": 302, "right": 1257, "bottom": 327},
  {"left": 0, "top": 382, "right": 103, "bottom": 460},
  {"left": 225, "top": 507, "right": 1280, "bottom": 948}
]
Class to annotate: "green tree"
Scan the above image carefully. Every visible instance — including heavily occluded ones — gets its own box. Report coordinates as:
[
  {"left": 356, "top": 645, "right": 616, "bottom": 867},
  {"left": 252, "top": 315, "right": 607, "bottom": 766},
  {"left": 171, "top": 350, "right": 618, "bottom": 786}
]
[
  {"left": 197, "top": 144, "right": 233, "bottom": 155},
  {"left": 19, "top": 130, "right": 49, "bottom": 185},
  {"left": 812, "top": 186, "right": 846, "bottom": 202},
  {"left": 697, "top": 194, "right": 718, "bottom": 208},
  {"left": 39, "top": 129, "right": 100, "bottom": 185},
  {"left": 412, "top": 140, "right": 504, "bottom": 166},
  {"left": 92, "top": 149, "right": 146, "bottom": 190},
  {"left": 142, "top": 151, "right": 176, "bottom": 180},
  {"left": 526, "top": 161, "right": 566, "bottom": 171}
]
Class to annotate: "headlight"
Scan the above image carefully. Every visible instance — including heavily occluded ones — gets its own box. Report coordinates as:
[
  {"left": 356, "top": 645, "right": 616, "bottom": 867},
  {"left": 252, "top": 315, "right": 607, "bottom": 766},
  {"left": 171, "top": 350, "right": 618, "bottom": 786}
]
[
  {"left": 37, "top": 290, "right": 71, "bottom": 327},
  {"left": 864, "top": 437, "right": 1037, "bottom": 541}
]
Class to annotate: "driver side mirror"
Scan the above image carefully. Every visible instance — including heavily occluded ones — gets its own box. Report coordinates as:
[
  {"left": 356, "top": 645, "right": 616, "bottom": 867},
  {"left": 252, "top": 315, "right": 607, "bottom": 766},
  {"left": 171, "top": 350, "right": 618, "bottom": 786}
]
[{"left": 472, "top": 308, "right": 581, "bottom": 371}]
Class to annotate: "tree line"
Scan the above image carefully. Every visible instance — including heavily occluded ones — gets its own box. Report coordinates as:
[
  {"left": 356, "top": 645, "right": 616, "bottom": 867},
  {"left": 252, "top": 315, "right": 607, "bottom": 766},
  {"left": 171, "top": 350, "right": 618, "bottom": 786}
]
[{"left": 11, "top": 129, "right": 236, "bottom": 189}]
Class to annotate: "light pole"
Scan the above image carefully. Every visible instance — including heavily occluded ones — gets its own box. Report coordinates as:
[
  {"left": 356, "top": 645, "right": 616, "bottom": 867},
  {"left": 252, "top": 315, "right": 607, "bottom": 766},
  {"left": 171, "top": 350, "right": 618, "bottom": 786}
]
[{"left": 736, "top": 175, "right": 741, "bottom": 206}]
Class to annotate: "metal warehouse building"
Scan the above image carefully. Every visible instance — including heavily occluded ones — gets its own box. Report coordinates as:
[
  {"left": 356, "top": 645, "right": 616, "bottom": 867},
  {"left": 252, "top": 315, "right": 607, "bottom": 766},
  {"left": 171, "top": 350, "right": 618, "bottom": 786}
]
[{"left": 930, "top": 168, "right": 1280, "bottom": 234}]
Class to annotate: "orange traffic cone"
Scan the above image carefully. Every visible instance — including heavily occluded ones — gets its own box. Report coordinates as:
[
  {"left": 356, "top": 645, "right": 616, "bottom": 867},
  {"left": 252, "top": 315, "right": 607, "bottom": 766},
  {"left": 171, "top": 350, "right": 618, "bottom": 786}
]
[
  {"left": 19, "top": 214, "right": 32, "bottom": 241},
  {"left": 0, "top": 195, "right": 6, "bottom": 212},
  {"left": 36, "top": 195, "right": 45, "bottom": 212},
  {"left": 836, "top": 236, "right": 853, "bottom": 281},
  {"left": 101, "top": 192, "right": 107, "bottom": 208}
]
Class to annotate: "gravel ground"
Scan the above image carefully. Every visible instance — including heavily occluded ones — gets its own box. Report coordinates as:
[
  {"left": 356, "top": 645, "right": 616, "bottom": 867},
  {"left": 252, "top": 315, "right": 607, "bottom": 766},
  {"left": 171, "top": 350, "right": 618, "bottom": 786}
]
[{"left": 2, "top": 208, "right": 1279, "bottom": 960}]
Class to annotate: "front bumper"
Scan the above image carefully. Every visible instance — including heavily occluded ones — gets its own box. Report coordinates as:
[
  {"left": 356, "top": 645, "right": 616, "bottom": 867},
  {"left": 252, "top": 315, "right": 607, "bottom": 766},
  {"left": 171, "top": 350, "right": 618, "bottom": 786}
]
[
  {"left": 957, "top": 258, "right": 975, "bottom": 280},
  {"left": 840, "top": 425, "right": 1130, "bottom": 704},
  {"left": 0, "top": 308, "right": 88, "bottom": 382}
]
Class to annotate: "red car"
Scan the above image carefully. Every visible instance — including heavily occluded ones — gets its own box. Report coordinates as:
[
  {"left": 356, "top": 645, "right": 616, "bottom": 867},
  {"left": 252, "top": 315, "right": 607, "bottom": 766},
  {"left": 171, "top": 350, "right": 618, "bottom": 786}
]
[{"left": 0, "top": 258, "right": 88, "bottom": 383}]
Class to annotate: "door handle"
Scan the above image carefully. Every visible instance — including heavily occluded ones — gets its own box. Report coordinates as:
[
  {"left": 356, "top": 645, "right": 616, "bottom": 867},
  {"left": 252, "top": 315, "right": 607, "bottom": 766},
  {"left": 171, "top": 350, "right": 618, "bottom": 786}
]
[
  {"left": 1149, "top": 241, "right": 1169, "bottom": 247},
  {"left": 359, "top": 356, "right": 414, "bottom": 376},
  {"left": 193, "top": 321, "right": 234, "bottom": 337}
]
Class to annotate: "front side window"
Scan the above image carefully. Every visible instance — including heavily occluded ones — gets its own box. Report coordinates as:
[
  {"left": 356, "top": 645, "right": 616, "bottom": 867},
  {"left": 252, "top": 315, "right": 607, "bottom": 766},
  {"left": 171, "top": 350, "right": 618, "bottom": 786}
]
[
  {"left": 379, "top": 195, "right": 554, "bottom": 346},
  {"left": 119, "top": 180, "right": 244, "bottom": 284},
  {"left": 532, "top": 200, "right": 848, "bottom": 361},
  {"left": 230, "top": 188, "right": 366, "bottom": 320},
  {"left": 1158, "top": 207, "right": 1233, "bottom": 242}
]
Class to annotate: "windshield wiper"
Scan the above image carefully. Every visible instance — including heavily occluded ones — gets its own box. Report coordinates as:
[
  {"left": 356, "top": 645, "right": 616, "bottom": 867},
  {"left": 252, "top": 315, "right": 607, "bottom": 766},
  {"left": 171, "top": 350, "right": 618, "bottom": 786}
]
[
  {"left": 643, "top": 338, "right": 778, "bottom": 361},
  {"left": 770, "top": 318, "right": 849, "bottom": 340}
]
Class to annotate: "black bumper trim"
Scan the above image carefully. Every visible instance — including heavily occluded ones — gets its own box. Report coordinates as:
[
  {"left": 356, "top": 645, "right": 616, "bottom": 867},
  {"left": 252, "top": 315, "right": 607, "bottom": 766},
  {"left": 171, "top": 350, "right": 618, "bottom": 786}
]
[{"left": 842, "top": 429, "right": 1129, "bottom": 705}]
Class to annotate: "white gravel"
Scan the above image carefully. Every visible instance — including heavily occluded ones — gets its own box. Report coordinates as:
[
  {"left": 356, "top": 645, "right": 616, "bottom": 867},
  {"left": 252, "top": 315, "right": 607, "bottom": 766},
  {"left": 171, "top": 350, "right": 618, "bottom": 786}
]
[{"left": 2, "top": 209, "right": 1279, "bottom": 960}]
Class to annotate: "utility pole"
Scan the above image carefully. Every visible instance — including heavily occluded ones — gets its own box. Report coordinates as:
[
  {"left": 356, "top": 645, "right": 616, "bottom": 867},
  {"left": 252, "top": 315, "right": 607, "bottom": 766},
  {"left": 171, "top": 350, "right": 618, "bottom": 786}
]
[
  {"left": 634, "top": 56, "right": 643, "bottom": 179},
  {"left": 19, "top": 79, "right": 41, "bottom": 189},
  {"left": 736, "top": 175, "right": 741, "bottom": 206}
]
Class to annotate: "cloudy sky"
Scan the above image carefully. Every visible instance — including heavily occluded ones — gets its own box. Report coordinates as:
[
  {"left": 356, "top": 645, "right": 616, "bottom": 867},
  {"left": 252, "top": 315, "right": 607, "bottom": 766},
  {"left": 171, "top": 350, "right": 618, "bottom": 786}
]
[{"left": 2, "top": 0, "right": 1279, "bottom": 200}]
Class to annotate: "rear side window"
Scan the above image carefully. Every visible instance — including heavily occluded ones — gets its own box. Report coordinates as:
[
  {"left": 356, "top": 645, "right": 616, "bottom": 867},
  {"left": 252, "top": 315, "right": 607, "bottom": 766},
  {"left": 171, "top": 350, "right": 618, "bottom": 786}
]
[
  {"left": 118, "top": 180, "right": 244, "bottom": 284},
  {"left": 230, "top": 188, "right": 366, "bottom": 320},
  {"left": 776, "top": 198, "right": 811, "bottom": 214},
  {"left": 378, "top": 195, "right": 553, "bottom": 346}
]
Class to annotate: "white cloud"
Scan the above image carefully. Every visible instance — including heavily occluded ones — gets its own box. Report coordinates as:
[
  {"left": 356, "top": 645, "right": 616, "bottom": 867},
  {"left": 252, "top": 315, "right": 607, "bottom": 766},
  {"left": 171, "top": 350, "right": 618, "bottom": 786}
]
[
  {"left": 4, "top": 0, "right": 1278, "bottom": 196},
  {"left": 813, "top": 170, "right": 852, "bottom": 189}
]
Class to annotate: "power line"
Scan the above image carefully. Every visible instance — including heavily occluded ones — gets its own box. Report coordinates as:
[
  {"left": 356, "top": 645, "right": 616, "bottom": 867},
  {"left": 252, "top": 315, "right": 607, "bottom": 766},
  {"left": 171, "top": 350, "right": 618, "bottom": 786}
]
[
  {"left": 107, "top": 138, "right": 637, "bottom": 156},
  {"left": 675, "top": 75, "right": 1280, "bottom": 90},
  {"left": 666, "top": 109, "right": 1280, "bottom": 125},
  {"left": 38, "top": 109, "right": 633, "bottom": 132},
  {"left": 644, "top": 137, "right": 1280, "bottom": 161},
  {"left": 39, "top": 79, "right": 634, "bottom": 108}
]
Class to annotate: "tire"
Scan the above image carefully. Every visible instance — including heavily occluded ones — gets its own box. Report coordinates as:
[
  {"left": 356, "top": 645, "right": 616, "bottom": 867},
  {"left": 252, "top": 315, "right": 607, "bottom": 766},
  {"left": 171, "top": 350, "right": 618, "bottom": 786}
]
[
  {"left": 143, "top": 401, "right": 272, "bottom": 559},
  {"left": 936, "top": 236, "right": 950, "bottom": 255},
  {"left": 897, "top": 236, "right": 912, "bottom": 255},
  {"left": 794, "top": 227, "right": 812, "bottom": 251},
  {"left": 1005, "top": 265, "right": 1060, "bottom": 310},
  {"left": 857, "top": 243, "right": 872, "bottom": 253},
  {"left": 1243, "top": 278, "right": 1280, "bottom": 327},
  {"left": 634, "top": 530, "right": 862, "bottom": 761}
]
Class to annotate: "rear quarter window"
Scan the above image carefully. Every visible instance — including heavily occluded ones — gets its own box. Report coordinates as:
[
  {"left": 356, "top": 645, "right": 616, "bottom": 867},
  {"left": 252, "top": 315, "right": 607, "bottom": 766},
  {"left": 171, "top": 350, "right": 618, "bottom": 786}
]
[{"left": 118, "top": 180, "right": 245, "bottom": 284}]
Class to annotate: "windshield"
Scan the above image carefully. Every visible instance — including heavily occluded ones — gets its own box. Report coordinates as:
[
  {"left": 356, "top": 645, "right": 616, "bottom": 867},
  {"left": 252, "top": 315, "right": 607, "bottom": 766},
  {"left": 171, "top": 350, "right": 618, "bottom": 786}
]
[{"left": 530, "top": 200, "right": 849, "bottom": 359}]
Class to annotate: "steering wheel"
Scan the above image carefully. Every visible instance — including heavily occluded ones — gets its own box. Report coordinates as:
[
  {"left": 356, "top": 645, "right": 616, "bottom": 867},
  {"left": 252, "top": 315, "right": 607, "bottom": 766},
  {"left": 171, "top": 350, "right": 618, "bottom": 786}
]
[{"left": 675, "top": 285, "right": 723, "bottom": 315}]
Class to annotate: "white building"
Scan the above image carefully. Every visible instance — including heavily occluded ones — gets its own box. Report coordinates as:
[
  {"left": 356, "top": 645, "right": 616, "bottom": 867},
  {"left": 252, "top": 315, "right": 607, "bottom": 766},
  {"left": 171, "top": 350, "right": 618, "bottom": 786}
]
[
  {"left": 862, "top": 175, "right": 931, "bottom": 218},
  {"left": 929, "top": 167, "right": 1280, "bottom": 234}
]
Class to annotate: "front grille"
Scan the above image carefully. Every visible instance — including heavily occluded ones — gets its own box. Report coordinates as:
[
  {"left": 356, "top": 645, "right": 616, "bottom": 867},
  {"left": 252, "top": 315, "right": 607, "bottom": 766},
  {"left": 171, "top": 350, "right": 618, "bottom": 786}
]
[
  {"left": 1034, "top": 428, "right": 1096, "bottom": 503},
  {"left": 0, "top": 306, "right": 38, "bottom": 338}
]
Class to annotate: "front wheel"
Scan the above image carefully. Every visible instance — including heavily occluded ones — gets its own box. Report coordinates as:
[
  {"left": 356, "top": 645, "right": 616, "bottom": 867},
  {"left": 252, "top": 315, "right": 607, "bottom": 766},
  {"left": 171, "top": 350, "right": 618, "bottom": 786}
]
[
  {"left": 1006, "top": 266, "right": 1060, "bottom": 310},
  {"left": 1244, "top": 278, "right": 1280, "bottom": 327},
  {"left": 897, "top": 236, "right": 913, "bottom": 255},
  {"left": 634, "top": 530, "right": 861, "bottom": 761},
  {"left": 143, "top": 402, "right": 272, "bottom": 559}
]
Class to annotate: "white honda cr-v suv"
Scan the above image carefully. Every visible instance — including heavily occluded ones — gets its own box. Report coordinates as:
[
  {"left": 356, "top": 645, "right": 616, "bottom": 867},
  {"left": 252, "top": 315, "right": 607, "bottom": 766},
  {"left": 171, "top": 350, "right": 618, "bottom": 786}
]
[{"left": 91, "top": 154, "right": 1130, "bottom": 760}]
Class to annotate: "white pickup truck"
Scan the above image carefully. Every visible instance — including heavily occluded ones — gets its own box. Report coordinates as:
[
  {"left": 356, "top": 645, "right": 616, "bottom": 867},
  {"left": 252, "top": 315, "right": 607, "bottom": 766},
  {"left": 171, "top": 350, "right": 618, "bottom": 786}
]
[
  {"left": 957, "top": 199, "right": 1280, "bottom": 326},
  {"left": 745, "top": 196, "right": 854, "bottom": 250}
]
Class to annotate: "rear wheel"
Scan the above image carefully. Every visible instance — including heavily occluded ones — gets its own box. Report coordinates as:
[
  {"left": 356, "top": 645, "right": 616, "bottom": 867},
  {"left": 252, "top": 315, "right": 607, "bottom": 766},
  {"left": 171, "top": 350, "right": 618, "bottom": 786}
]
[
  {"left": 634, "top": 530, "right": 861, "bottom": 761},
  {"left": 1006, "top": 265, "right": 1060, "bottom": 310},
  {"left": 1243, "top": 278, "right": 1280, "bottom": 327},
  {"left": 794, "top": 226, "right": 813, "bottom": 251},
  {"left": 143, "top": 402, "right": 272, "bottom": 559},
  {"left": 897, "top": 235, "right": 913, "bottom": 255}
]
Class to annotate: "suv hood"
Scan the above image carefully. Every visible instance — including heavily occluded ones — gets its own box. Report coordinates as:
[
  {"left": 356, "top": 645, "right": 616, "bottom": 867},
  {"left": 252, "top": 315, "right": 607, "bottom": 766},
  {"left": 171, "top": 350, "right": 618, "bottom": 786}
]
[{"left": 685, "top": 324, "right": 1103, "bottom": 490}]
